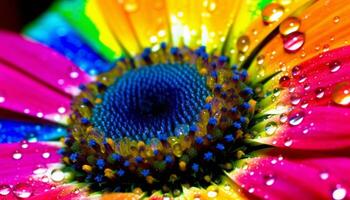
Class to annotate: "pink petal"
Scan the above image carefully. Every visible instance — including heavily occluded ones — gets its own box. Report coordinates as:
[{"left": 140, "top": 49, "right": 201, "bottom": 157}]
[
  {"left": 231, "top": 153, "right": 350, "bottom": 200},
  {"left": 0, "top": 142, "right": 61, "bottom": 184},
  {"left": 0, "top": 32, "right": 93, "bottom": 123},
  {"left": 257, "top": 106, "right": 350, "bottom": 150},
  {"left": 283, "top": 46, "right": 350, "bottom": 108},
  {"left": 0, "top": 142, "right": 86, "bottom": 199},
  {"left": 0, "top": 31, "right": 92, "bottom": 96}
]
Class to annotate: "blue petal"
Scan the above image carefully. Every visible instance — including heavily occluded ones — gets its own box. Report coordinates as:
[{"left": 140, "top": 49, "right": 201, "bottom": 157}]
[
  {"left": 0, "top": 120, "right": 67, "bottom": 143},
  {"left": 24, "top": 12, "right": 114, "bottom": 75}
]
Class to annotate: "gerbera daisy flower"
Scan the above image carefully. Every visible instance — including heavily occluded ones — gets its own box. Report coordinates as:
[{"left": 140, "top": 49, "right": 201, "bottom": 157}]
[{"left": 1, "top": 0, "right": 350, "bottom": 199}]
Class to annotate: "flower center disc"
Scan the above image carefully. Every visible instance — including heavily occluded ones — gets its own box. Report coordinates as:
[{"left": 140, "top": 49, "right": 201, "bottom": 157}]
[{"left": 92, "top": 64, "right": 210, "bottom": 141}]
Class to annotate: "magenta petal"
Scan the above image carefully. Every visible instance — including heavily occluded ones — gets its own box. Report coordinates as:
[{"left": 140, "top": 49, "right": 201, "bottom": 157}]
[
  {"left": 0, "top": 32, "right": 93, "bottom": 123},
  {"left": 232, "top": 155, "right": 350, "bottom": 200},
  {"left": 258, "top": 106, "right": 350, "bottom": 150},
  {"left": 0, "top": 31, "right": 92, "bottom": 96},
  {"left": 0, "top": 142, "right": 61, "bottom": 185}
]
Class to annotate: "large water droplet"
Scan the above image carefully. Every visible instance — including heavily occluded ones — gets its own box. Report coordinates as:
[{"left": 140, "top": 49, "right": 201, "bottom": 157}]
[
  {"left": 288, "top": 112, "right": 304, "bottom": 126},
  {"left": 265, "top": 122, "right": 278, "bottom": 136},
  {"left": 13, "top": 151, "right": 22, "bottom": 160},
  {"left": 332, "top": 187, "right": 347, "bottom": 200},
  {"left": 0, "top": 185, "right": 11, "bottom": 196},
  {"left": 332, "top": 82, "right": 350, "bottom": 106},
  {"left": 237, "top": 35, "right": 250, "bottom": 53},
  {"left": 279, "top": 17, "right": 301, "bottom": 36},
  {"left": 207, "top": 186, "right": 218, "bottom": 197},
  {"left": 13, "top": 183, "right": 33, "bottom": 199},
  {"left": 283, "top": 32, "right": 305, "bottom": 53},
  {"left": 262, "top": 3, "right": 284, "bottom": 24},
  {"left": 51, "top": 169, "right": 65, "bottom": 182}
]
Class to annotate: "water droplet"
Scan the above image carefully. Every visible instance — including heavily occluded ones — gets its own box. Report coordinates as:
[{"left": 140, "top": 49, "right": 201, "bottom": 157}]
[
  {"left": 329, "top": 60, "right": 341, "bottom": 73},
  {"left": 289, "top": 112, "right": 304, "bottom": 126},
  {"left": 51, "top": 169, "right": 65, "bottom": 182},
  {"left": 237, "top": 35, "right": 250, "bottom": 52},
  {"left": 279, "top": 17, "right": 301, "bottom": 36},
  {"left": 262, "top": 3, "right": 284, "bottom": 24},
  {"left": 290, "top": 95, "right": 301, "bottom": 105},
  {"left": 206, "top": 0, "right": 217, "bottom": 12},
  {"left": 292, "top": 66, "right": 301, "bottom": 77},
  {"left": 124, "top": 0, "right": 139, "bottom": 13},
  {"left": 57, "top": 107, "right": 66, "bottom": 114},
  {"left": 207, "top": 186, "right": 218, "bottom": 197},
  {"left": 20, "top": 141, "right": 29, "bottom": 149},
  {"left": 13, "top": 183, "right": 33, "bottom": 199},
  {"left": 265, "top": 122, "right": 278, "bottom": 136},
  {"left": 283, "top": 32, "right": 305, "bottom": 53},
  {"left": 33, "top": 167, "right": 47, "bottom": 175},
  {"left": 315, "top": 87, "right": 325, "bottom": 99},
  {"left": 283, "top": 138, "right": 293, "bottom": 147},
  {"left": 320, "top": 172, "right": 329, "bottom": 180},
  {"left": 279, "top": 76, "right": 290, "bottom": 87},
  {"left": 332, "top": 187, "right": 347, "bottom": 200},
  {"left": 332, "top": 82, "right": 350, "bottom": 106},
  {"left": 13, "top": 151, "right": 22, "bottom": 160},
  {"left": 257, "top": 55, "right": 265, "bottom": 65},
  {"left": 41, "top": 175, "right": 49, "bottom": 183},
  {"left": 333, "top": 16, "right": 340, "bottom": 24},
  {"left": 0, "top": 185, "right": 11, "bottom": 196},
  {"left": 42, "top": 152, "right": 50, "bottom": 159},
  {"left": 248, "top": 187, "right": 255, "bottom": 193},
  {"left": 264, "top": 175, "right": 275, "bottom": 186},
  {"left": 280, "top": 113, "right": 288, "bottom": 123}
]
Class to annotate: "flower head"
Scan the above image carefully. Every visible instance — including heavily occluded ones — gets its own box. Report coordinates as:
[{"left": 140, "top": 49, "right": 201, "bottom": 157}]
[{"left": 1, "top": 0, "right": 350, "bottom": 199}]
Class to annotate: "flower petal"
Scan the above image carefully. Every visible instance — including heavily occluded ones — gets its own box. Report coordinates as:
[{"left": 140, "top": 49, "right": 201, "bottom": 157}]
[
  {"left": 256, "top": 106, "right": 350, "bottom": 150},
  {"left": 0, "top": 142, "right": 61, "bottom": 184},
  {"left": 0, "top": 142, "right": 87, "bottom": 199},
  {"left": 0, "top": 31, "right": 92, "bottom": 96},
  {"left": 0, "top": 32, "right": 93, "bottom": 123},
  {"left": 231, "top": 153, "right": 350, "bottom": 200},
  {"left": 25, "top": 13, "right": 115, "bottom": 75}
]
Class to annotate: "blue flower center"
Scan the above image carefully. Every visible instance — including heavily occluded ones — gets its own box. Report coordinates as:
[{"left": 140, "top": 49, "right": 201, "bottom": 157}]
[{"left": 92, "top": 63, "right": 210, "bottom": 141}]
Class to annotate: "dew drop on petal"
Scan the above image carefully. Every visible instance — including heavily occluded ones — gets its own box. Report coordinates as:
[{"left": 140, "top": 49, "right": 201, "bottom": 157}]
[
  {"left": 333, "top": 16, "right": 340, "bottom": 24},
  {"left": 320, "top": 172, "right": 329, "bottom": 180},
  {"left": 288, "top": 112, "right": 304, "bottom": 126},
  {"left": 13, "top": 183, "right": 33, "bottom": 199},
  {"left": 332, "top": 82, "right": 350, "bottom": 106},
  {"left": 332, "top": 187, "right": 347, "bottom": 200},
  {"left": 315, "top": 87, "right": 325, "bottom": 99},
  {"left": 283, "top": 32, "right": 305, "bottom": 53},
  {"left": 329, "top": 60, "right": 341, "bottom": 73},
  {"left": 248, "top": 187, "right": 255, "bottom": 193},
  {"left": 42, "top": 152, "right": 50, "bottom": 159},
  {"left": 20, "top": 141, "right": 29, "bottom": 149},
  {"left": 123, "top": 0, "right": 139, "bottom": 13},
  {"left": 264, "top": 176, "right": 275, "bottom": 186},
  {"left": 265, "top": 122, "right": 278, "bottom": 136},
  {"left": 279, "top": 17, "right": 301, "bottom": 36},
  {"left": 283, "top": 138, "right": 293, "bottom": 147},
  {"left": 262, "top": 3, "right": 284, "bottom": 24},
  {"left": 51, "top": 169, "right": 65, "bottom": 182},
  {"left": 291, "top": 65, "right": 301, "bottom": 77},
  {"left": 237, "top": 35, "right": 250, "bottom": 53},
  {"left": 0, "top": 185, "right": 11, "bottom": 196},
  {"left": 13, "top": 151, "right": 22, "bottom": 160},
  {"left": 279, "top": 76, "right": 290, "bottom": 87}
]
